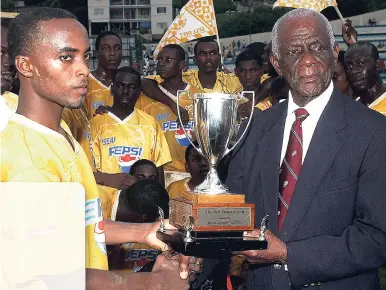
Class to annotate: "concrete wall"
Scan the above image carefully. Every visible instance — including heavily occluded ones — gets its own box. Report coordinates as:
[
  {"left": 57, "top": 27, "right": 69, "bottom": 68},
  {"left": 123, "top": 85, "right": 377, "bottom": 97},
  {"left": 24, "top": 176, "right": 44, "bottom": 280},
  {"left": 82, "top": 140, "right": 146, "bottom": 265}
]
[{"left": 150, "top": 0, "right": 173, "bottom": 35}]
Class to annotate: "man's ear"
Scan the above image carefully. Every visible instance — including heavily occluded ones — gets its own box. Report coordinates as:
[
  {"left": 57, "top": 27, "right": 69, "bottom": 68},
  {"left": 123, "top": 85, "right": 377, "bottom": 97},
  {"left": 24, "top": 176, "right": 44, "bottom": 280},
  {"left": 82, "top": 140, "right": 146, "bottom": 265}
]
[
  {"left": 270, "top": 54, "right": 282, "bottom": 76},
  {"left": 185, "top": 162, "right": 190, "bottom": 173},
  {"left": 376, "top": 59, "right": 385, "bottom": 72},
  {"left": 234, "top": 67, "right": 240, "bottom": 77},
  {"left": 14, "top": 56, "right": 33, "bottom": 78},
  {"left": 332, "top": 43, "right": 340, "bottom": 68}
]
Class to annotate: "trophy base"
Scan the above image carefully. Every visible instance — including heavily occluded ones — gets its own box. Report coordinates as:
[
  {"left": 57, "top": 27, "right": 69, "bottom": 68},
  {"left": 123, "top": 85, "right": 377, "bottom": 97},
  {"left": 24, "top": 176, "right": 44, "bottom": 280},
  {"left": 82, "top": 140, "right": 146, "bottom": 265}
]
[{"left": 157, "top": 229, "right": 268, "bottom": 258}]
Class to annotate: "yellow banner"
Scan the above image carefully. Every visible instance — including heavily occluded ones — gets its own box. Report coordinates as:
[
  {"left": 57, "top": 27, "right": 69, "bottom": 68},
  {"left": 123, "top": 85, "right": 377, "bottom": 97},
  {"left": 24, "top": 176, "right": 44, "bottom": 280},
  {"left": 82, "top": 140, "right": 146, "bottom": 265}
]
[
  {"left": 273, "top": 0, "right": 337, "bottom": 12},
  {"left": 1, "top": 12, "right": 19, "bottom": 18},
  {"left": 154, "top": 0, "right": 218, "bottom": 58}
]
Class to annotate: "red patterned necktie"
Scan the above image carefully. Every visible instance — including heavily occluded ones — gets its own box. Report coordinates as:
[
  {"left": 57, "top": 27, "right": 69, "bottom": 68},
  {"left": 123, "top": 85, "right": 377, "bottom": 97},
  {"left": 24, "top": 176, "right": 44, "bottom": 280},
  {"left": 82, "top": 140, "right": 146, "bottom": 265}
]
[{"left": 278, "top": 108, "right": 309, "bottom": 232}]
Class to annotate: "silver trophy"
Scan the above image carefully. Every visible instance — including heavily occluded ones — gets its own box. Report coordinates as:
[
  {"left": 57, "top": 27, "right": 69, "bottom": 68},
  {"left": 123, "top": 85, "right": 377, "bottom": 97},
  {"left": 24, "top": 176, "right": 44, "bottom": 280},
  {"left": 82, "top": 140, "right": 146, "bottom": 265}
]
[{"left": 176, "top": 91, "right": 255, "bottom": 194}]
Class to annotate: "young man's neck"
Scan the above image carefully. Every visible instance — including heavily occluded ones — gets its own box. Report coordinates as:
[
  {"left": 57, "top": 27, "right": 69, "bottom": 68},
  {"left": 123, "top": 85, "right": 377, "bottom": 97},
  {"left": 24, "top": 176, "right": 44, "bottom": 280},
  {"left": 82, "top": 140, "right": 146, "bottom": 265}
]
[
  {"left": 109, "top": 104, "right": 134, "bottom": 120},
  {"left": 160, "top": 74, "right": 187, "bottom": 96},
  {"left": 188, "top": 176, "right": 205, "bottom": 190},
  {"left": 198, "top": 70, "right": 217, "bottom": 89},
  {"left": 93, "top": 66, "right": 117, "bottom": 87},
  {"left": 16, "top": 86, "right": 64, "bottom": 132}
]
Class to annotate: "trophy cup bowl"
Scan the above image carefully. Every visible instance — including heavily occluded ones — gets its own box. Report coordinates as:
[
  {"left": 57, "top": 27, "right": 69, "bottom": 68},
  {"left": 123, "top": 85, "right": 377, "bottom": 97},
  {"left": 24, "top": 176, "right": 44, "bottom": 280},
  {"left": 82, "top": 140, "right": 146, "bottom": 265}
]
[{"left": 157, "top": 91, "right": 268, "bottom": 258}]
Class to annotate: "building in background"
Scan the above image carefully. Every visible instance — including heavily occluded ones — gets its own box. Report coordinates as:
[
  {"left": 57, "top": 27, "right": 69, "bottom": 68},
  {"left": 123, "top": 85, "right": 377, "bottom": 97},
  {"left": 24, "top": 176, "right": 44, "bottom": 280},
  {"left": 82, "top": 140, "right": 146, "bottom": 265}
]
[{"left": 87, "top": 0, "right": 173, "bottom": 39}]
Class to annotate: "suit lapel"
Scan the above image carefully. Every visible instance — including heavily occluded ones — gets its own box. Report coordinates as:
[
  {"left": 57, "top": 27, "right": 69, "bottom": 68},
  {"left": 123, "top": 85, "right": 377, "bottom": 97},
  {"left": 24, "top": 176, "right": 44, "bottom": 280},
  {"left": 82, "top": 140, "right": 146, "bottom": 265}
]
[
  {"left": 256, "top": 104, "right": 287, "bottom": 235},
  {"left": 279, "top": 89, "right": 347, "bottom": 242}
]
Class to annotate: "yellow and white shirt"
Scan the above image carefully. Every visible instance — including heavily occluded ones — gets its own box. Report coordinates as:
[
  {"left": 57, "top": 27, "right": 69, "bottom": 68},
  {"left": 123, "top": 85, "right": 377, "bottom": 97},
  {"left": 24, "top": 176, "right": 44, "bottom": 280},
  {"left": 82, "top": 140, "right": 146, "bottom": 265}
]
[
  {"left": 167, "top": 177, "right": 191, "bottom": 199},
  {"left": 90, "top": 108, "right": 172, "bottom": 216},
  {"left": 0, "top": 91, "right": 18, "bottom": 133},
  {"left": 85, "top": 73, "right": 113, "bottom": 118},
  {"left": 146, "top": 69, "right": 243, "bottom": 94},
  {"left": 0, "top": 113, "right": 108, "bottom": 270},
  {"left": 138, "top": 85, "right": 202, "bottom": 172},
  {"left": 369, "top": 92, "right": 386, "bottom": 116}
]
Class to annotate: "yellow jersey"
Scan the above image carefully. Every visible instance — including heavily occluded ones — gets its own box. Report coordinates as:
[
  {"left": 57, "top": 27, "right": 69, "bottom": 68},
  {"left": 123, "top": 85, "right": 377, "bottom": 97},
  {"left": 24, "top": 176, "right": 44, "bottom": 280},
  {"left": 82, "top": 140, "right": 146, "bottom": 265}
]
[
  {"left": 369, "top": 92, "right": 386, "bottom": 116},
  {"left": 85, "top": 73, "right": 113, "bottom": 118},
  {"left": 62, "top": 106, "right": 95, "bottom": 166},
  {"left": 90, "top": 109, "right": 172, "bottom": 215},
  {"left": 0, "top": 113, "right": 108, "bottom": 270},
  {"left": 146, "top": 69, "right": 243, "bottom": 94},
  {"left": 167, "top": 177, "right": 190, "bottom": 199},
  {"left": 139, "top": 85, "right": 202, "bottom": 172},
  {"left": 0, "top": 91, "right": 18, "bottom": 133}
]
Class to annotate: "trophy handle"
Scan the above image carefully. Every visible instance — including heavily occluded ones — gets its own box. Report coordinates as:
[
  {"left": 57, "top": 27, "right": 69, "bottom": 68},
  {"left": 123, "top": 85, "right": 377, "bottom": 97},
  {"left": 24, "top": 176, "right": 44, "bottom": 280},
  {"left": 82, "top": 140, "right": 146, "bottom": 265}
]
[
  {"left": 225, "top": 91, "right": 255, "bottom": 155},
  {"left": 176, "top": 90, "right": 203, "bottom": 156}
]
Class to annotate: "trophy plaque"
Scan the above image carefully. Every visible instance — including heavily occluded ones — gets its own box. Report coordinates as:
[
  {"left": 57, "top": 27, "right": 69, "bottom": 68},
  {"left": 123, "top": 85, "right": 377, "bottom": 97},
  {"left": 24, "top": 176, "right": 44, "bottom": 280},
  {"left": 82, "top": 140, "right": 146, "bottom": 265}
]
[{"left": 157, "top": 92, "right": 268, "bottom": 258}]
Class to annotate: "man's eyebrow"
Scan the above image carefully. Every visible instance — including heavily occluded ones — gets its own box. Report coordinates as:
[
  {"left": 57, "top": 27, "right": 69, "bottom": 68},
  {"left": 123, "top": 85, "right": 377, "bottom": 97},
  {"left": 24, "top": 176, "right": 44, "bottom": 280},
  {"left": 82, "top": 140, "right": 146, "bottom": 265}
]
[{"left": 58, "top": 47, "right": 79, "bottom": 53}]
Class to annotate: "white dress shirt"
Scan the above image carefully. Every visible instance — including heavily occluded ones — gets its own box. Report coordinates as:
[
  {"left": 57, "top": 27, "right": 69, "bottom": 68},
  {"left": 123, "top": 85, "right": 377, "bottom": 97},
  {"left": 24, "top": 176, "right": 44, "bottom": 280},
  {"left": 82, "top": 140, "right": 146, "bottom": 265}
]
[{"left": 280, "top": 81, "right": 334, "bottom": 164}]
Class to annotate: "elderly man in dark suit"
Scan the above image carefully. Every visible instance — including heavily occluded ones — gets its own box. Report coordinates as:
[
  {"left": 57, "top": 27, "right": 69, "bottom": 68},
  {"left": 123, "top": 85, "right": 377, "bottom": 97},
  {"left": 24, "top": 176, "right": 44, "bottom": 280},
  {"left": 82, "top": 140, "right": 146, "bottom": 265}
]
[{"left": 226, "top": 8, "right": 386, "bottom": 290}]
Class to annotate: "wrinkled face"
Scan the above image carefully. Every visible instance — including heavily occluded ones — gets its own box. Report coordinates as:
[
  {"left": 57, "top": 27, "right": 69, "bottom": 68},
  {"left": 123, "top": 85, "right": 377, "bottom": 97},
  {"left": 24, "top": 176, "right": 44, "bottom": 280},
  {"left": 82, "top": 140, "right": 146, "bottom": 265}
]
[
  {"left": 132, "top": 164, "right": 158, "bottom": 181},
  {"left": 333, "top": 61, "right": 350, "bottom": 94},
  {"left": 1, "top": 26, "right": 15, "bottom": 94},
  {"left": 15, "top": 19, "right": 90, "bottom": 109},
  {"left": 97, "top": 35, "right": 122, "bottom": 71},
  {"left": 235, "top": 60, "right": 263, "bottom": 90},
  {"left": 271, "top": 16, "right": 338, "bottom": 100},
  {"left": 186, "top": 150, "right": 209, "bottom": 179},
  {"left": 194, "top": 41, "right": 221, "bottom": 73},
  {"left": 156, "top": 47, "right": 183, "bottom": 79},
  {"left": 344, "top": 48, "right": 379, "bottom": 92},
  {"left": 111, "top": 72, "right": 141, "bottom": 109}
]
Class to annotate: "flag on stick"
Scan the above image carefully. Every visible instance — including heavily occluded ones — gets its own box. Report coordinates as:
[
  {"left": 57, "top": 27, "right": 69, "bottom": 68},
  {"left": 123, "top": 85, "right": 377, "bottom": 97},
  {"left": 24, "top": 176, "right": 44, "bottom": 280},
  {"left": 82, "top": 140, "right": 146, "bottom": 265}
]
[
  {"left": 153, "top": 0, "right": 218, "bottom": 58},
  {"left": 272, "top": 0, "right": 337, "bottom": 12}
]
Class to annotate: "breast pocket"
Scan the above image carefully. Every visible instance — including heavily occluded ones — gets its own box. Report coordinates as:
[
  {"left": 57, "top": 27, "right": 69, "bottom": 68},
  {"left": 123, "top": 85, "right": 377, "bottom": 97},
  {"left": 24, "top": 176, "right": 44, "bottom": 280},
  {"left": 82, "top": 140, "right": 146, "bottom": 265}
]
[{"left": 319, "top": 176, "right": 358, "bottom": 194}]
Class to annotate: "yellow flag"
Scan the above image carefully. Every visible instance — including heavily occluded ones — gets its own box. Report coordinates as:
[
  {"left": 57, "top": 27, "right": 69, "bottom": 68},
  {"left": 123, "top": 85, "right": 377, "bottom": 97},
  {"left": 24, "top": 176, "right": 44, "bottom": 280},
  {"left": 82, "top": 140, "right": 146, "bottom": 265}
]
[
  {"left": 153, "top": 0, "right": 218, "bottom": 58},
  {"left": 0, "top": 12, "right": 19, "bottom": 18},
  {"left": 273, "top": 0, "right": 337, "bottom": 12}
]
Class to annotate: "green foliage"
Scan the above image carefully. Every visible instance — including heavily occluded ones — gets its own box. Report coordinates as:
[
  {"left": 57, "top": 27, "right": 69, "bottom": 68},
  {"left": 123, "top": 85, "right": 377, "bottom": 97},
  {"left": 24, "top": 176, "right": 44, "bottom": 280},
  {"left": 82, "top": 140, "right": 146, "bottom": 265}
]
[{"left": 217, "top": 7, "right": 286, "bottom": 38}]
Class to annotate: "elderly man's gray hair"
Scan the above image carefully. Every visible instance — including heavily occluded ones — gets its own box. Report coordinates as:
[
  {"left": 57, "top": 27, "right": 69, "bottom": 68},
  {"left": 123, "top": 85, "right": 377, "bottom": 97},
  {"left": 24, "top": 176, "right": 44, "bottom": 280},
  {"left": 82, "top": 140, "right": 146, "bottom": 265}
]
[{"left": 271, "top": 8, "right": 335, "bottom": 58}]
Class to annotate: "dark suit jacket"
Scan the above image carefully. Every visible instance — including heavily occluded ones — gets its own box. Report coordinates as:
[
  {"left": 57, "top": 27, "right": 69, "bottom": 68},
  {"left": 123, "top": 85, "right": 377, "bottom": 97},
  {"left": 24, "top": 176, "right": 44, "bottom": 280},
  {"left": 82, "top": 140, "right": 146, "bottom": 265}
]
[{"left": 226, "top": 89, "right": 386, "bottom": 290}]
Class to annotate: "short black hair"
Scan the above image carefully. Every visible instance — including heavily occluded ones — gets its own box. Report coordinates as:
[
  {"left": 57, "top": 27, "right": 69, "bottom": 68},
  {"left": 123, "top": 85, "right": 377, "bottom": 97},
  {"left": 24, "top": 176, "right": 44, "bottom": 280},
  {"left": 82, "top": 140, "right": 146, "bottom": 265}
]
[
  {"left": 114, "top": 66, "right": 141, "bottom": 86},
  {"left": 95, "top": 31, "right": 122, "bottom": 51},
  {"left": 116, "top": 179, "right": 169, "bottom": 223},
  {"left": 245, "top": 42, "right": 266, "bottom": 56},
  {"left": 185, "top": 141, "right": 200, "bottom": 163},
  {"left": 346, "top": 41, "right": 379, "bottom": 60},
  {"left": 194, "top": 36, "right": 219, "bottom": 56},
  {"left": 338, "top": 50, "right": 345, "bottom": 64},
  {"left": 129, "top": 159, "right": 157, "bottom": 175},
  {"left": 235, "top": 49, "right": 263, "bottom": 68},
  {"left": 8, "top": 7, "right": 77, "bottom": 61},
  {"left": 162, "top": 44, "right": 186, "bottom": 61}
]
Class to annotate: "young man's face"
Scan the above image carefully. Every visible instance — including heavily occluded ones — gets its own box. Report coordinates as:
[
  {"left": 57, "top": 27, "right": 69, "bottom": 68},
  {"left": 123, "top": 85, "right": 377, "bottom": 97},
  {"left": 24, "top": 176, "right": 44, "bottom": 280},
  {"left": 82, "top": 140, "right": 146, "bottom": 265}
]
[
  {"left": 186, "top": 150, "right": 209, "bottom": 179},
  {"left": 97, "top": 35, "right": 122, "bottom": 71},
  {"left": 194, "top": 41, "right": 221, "bottom": 73},
  {"left": 16, "top": 18, "right": 90, "bottom": 109},
  {"left": 235, "top": 59, "right": 263, "bottom": 91},
  {"left": 132, "top": 164, "right": 158, "bottom": 181},
  {"left": 111, "top": 72, "right": 141, "bottom": 109},
  {"left": 156, "top": 47, "right": 183, "bottom": 79}
]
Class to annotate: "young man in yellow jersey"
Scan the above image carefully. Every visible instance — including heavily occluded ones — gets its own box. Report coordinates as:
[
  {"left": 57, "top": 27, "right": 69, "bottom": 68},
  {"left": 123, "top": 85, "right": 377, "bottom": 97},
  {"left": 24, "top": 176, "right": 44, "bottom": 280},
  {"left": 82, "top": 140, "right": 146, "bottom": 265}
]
[
  {"left": 167, "top": 142, "right": 209, "bottom": 199},
  {"left": 86, "top": 31, "right": 122, "bottom": 117},
  {"left": 1, "top": 8, "right": 196, "bottom": 289},
  {"left": 91, "top": 66, "right": 171, "bottom": 217},
  {"left": 345, "top": 42, "right": 386, "bottom": 115},
  {"left": 138, "top": 44, "right": 204, "bottom": 187},
  {"left": 0, "top": 18, "right": 18, "bottom": 132}
]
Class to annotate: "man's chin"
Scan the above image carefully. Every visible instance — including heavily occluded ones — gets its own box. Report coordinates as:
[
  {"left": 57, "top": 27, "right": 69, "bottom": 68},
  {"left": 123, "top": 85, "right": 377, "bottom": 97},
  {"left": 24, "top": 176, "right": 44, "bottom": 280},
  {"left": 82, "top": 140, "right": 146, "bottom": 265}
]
[{"left": 65, "top": 94, "right": 86, "bottom": 109}]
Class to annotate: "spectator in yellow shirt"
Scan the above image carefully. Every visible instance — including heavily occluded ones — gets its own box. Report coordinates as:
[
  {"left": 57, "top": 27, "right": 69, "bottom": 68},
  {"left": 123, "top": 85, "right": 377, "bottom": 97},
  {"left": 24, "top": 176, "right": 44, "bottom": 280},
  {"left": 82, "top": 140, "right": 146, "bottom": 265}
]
[{"left": 167, "top": 142, "right": 209, "bottom": 199}]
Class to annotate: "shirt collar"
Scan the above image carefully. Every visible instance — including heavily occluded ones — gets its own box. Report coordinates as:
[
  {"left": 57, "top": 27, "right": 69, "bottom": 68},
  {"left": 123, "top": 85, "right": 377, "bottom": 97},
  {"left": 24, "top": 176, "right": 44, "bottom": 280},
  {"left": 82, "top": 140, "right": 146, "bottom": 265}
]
[{"left": 287, "top": 81, "right": 334, "bottom": 120}]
